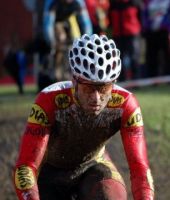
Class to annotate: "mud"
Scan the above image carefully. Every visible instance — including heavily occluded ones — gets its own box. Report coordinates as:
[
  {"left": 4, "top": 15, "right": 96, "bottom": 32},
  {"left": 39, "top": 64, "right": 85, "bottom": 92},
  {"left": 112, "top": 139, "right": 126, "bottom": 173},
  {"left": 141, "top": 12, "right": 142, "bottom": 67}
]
[{"left": 0, "top": 115, "right": 168, "bottom": 200}]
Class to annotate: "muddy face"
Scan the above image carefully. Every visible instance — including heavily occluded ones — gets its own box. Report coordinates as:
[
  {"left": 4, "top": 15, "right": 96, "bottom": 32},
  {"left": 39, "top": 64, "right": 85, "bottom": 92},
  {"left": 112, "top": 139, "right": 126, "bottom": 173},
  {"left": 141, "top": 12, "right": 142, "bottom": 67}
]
[{"left": 76, "top": 83, "right": 112, "bottom": 116}]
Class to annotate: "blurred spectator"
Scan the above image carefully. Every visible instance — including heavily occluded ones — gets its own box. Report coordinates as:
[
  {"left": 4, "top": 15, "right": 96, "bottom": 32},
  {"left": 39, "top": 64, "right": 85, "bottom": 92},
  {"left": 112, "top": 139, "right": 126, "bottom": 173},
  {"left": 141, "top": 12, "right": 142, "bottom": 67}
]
[
  {"left": 38, "top": 0, "right": 93, "bottom": 89},
  {"left": 85, "top": 0, "right": 110, "bottom": 34},
  {"left": 108, "top": 0, "right": 142, "bottom": 81},
  {"left": 43, "top": 0, "right": 93, "bottom": 47},
  {"left": 3, "top": 44, "right": 27, "bottom": 94},
  {"left": 142, "top": 0, "right": 170, "bottom": 77},
  {"left": 25, "top": 33, "right": 52, "bottom": 92}
]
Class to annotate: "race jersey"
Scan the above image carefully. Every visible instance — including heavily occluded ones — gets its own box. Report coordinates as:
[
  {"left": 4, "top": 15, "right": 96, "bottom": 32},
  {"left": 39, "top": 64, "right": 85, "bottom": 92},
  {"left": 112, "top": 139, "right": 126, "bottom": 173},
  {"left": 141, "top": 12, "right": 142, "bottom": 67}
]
[{"left": 14, "top": 81, "right": 154, "bottom": 200}]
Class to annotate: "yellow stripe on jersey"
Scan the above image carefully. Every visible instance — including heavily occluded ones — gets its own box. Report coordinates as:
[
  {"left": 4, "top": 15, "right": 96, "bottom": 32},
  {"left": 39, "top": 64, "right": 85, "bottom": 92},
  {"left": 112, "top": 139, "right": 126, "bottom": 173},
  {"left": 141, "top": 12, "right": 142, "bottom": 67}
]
[
  {"left": 95, "top": 153, "right": 124, "bottom": 184},
  {"left": 147, "top": 169, "right": 154, "bottom": 191}
]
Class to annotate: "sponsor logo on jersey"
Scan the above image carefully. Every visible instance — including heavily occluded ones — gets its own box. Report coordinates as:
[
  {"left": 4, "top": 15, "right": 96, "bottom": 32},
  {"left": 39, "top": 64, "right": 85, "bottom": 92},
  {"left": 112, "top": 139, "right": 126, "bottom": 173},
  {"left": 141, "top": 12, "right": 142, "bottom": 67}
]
[
  {"left": 108, "top": 93, "right": 125, "bottom": 107},
  {"left": 15, "top": 165, "right": 35, "bottom": 190},
  {"left": 25, "top": 126, "right": 50, "bottom": 136},
  {"left": 55, "top": 93, "right": 71, "bottom": 109},
  {"left": 126, "top": 107, "right": 143, "bottom": 127},
  {"left": 28, "top": 104, "right": 49, "bottom": 126}
]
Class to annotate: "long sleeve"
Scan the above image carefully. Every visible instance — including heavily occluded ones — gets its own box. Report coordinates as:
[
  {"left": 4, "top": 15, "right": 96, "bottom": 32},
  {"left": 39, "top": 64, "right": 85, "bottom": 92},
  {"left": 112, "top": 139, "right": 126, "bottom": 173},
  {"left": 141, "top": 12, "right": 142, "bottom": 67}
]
[
  {"left": 120, "top": 94, "right": 154, "bottom": 199},
  {"left": 14, "top": 124, "right": 50, "bottom": 199},
  {"left": 13, "top": 92, "right": 53, "bottom": 200}
]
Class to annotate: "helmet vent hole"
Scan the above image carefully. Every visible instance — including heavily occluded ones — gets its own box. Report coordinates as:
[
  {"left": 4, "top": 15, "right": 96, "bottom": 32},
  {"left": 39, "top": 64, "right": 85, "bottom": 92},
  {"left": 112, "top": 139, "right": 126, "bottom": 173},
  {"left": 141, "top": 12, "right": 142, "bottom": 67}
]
[
  {"left": 95, "top": 39, "right": 101, "bottom": 45},
  {"left": 110, "top": 43, "right": 116, "bottom": 49},
  {"left": 102, "top": 36, "right": 108, "bottom": 42},
  {"left": 83, "top": 72, "right": 90, "bottom": 79},
  {"left": 69, "top": 50, "right": 73, "bottom": 58},
  {"left": 104, "top": 44, "right": 109, "bottom": 50},
  {"left": 87, "top": 43, "right": 93, "bottom": 50},
  {"left": 98, "top": 70, "right": 104, "bottom": 79},
  {"left": 70, "top": 59, "right": 74, "bottom": 67},
  {"left": 75, "top": 67, "right": 81, "bottom": 74},
  {"left": 106, "top": 53, "right": 111, "bottom": 60},
  {"left": 118, "top": 59, "right": 121, "bottom": 66},
  {"left": 90, "top": 63, "right": 95, "bottom": 74},
  {"left": 97, "top": 47, "right": 103, "bottom": 54},
  {"left": 88, "top": 52, "right": 94, "bottom": 59},
  {"left": 83, "top": 59, "right": 88, "bottom": 68},
  {"left": 78, "top": 41, "right": 84, "bottom": 47},
  {"left": 81, "top": 48, "right": 86, "bottom": 56},
  {"left": 117, "top": 50, "right": 120, "bottom": 56},
  {"left": 75, "top": 57, "right": 81, "bottom": 65},
  {"left": 112, "top": 61, "right": 117, "bottom": 69},
  {"left": 110, "top": 73, "right": 116, "bottom": 79},
  {"left": 98, "top": 57, "right": 104, "bottom": 66},
  {"left": 112, "top": 50, "right": 116, "bottom": 57},
  {"left": 73, "top": 48, "right": 78, "bottom": 55},
  {"left": 84, "top": 35, "right": 90, "bottom": 40},
  {"left": 106, "top": 64, "right": 111, "bottom": 74}
]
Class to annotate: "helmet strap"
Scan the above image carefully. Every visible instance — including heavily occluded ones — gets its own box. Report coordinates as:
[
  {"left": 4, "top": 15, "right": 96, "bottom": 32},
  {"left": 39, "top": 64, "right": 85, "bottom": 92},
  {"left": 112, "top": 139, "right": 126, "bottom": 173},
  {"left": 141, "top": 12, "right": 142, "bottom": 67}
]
[{"left": 72, "top": 77, "right": 81, "bottom": 106}]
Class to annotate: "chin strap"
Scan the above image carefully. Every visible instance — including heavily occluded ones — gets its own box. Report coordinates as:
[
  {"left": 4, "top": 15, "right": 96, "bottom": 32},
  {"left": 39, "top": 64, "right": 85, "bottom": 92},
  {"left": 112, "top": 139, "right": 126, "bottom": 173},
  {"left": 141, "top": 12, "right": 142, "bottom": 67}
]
[{"left": 72, "top": 78, "right": 81, "bottom": 107}]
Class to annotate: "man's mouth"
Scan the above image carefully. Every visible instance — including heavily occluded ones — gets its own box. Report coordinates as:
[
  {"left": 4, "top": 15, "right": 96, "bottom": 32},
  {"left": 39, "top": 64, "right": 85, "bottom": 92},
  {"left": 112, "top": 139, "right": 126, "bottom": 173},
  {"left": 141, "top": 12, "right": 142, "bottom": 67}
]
[{"left": 88, "top": 104, "right": 101, "bottom": 110}]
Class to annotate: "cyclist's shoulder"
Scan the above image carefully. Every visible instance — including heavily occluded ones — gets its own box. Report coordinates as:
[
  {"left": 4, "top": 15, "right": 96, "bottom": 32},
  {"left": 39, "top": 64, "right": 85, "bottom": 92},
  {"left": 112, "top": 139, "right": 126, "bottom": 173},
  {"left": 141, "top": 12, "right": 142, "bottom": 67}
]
[
  {"left": 112, "top": 84, "right": 133, "bottom": 99},
  {"left": 107, "top": 84, "right": 136, "bottom": 108},
  {"left": 36, "top": 81, "right": 73, "bottom": 102},
  {"left": 32, "top": 81, "right": 75, "bottom": 114},
  {"left": 42, "top": 81, "right": 73, "bottom": 92}
]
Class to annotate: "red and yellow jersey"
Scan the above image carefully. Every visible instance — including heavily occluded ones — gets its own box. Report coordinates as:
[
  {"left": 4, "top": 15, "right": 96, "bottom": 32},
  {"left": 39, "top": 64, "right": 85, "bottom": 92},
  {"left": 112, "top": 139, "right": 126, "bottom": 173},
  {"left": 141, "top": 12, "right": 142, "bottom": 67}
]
[{"left": 14, "top": 81, "right": 154, "bottom": 199}]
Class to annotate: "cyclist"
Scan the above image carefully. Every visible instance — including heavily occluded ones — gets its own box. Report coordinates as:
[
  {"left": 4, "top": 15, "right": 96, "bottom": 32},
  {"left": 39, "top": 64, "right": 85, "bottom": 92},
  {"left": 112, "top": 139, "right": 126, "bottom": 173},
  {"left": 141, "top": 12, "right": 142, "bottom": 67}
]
[
  {"left": 13, "top": 34, "right": 154, "bottom": 200},
  {"left": 43, "top": 0, "right": 93, "bottom": 48},
  {"left": 40, "top": 0, "right": 93, "bottom": 87}
]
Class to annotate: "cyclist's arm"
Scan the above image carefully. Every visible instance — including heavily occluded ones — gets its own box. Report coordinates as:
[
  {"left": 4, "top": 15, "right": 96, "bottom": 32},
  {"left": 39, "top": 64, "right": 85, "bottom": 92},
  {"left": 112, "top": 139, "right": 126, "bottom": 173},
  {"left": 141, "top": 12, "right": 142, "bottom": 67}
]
[
  {"left": 120, "top": 94, "right": 154, "bottom": 200},
  {"left": 13, "top": 92, "right": 53, "bottom": 200}
]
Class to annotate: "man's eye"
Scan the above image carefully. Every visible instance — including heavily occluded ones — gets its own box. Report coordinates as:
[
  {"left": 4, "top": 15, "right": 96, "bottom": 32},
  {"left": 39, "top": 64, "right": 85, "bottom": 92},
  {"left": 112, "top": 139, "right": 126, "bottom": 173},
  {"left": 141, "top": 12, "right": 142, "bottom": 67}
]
[
  {"left": 99, "top": 87, "right": 106, "bottom": 93},
  {"left": 85, "top": 86, "right": 94, "bottom": 92}
]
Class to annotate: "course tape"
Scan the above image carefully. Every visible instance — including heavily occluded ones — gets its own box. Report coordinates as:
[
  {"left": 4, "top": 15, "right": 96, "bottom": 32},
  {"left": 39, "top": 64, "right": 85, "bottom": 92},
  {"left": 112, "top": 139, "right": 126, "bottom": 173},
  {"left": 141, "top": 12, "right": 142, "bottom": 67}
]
[{"left": 118, "top": 76, "right": 170, "bottom": 89}]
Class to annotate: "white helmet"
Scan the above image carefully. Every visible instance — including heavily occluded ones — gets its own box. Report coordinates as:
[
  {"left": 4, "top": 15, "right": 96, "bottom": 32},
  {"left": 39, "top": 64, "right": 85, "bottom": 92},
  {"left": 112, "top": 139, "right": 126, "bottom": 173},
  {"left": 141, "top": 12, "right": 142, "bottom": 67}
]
[{"left": 69, "top": 34, "right": 121, "bottom": 83}]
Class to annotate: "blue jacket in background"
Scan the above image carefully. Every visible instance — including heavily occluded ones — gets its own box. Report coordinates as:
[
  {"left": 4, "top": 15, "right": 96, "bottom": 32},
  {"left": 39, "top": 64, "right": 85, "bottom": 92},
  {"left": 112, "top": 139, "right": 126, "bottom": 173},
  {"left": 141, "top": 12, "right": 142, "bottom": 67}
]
[{"left": 142, "top": 0, "right": 170, "bottom": 32}]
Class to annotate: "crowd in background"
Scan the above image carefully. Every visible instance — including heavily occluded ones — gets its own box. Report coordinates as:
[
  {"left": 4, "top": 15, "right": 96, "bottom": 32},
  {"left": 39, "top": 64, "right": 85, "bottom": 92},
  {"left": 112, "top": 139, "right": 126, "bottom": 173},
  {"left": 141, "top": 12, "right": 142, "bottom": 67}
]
[{"left": 2, "top": 0, "right": 170, "bottom": 93}]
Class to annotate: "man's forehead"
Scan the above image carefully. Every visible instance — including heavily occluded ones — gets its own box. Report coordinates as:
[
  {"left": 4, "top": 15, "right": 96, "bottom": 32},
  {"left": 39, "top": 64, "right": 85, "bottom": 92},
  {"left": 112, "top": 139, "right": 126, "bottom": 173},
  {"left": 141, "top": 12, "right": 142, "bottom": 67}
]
[{"left": 73, "top": 76, "right": 113, "bottom": 86}]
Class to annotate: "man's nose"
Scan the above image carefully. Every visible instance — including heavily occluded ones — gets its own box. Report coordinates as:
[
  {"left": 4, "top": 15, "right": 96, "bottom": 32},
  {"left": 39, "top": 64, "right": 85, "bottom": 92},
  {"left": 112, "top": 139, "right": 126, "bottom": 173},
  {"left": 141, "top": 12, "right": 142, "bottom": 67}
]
[{"left": 90, "top": 90, "right": 101, "bottom": 102}]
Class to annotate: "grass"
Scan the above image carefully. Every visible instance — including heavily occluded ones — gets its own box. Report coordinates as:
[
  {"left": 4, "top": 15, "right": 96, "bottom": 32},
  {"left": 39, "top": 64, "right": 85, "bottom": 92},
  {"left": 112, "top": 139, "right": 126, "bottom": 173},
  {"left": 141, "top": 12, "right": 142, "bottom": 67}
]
[
  {"left": 132, "top": 85, "right": 170, "bottom": 154},
  {"left": 0, "top": 83, "right": 170, "bottom": 199},
  {"left": 133, "top": 85, "right": 170, "bottom": 134},
  {"left": 0, "top": 84, "right": 37, "bottom": 117}
]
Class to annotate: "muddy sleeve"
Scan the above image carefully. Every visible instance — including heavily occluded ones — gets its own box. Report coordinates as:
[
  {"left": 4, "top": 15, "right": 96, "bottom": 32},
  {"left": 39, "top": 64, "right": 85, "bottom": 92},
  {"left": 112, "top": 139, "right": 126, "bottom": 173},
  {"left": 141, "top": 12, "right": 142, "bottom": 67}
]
[
  {"left": 13, "top": 92, "right": 53, "bottom": 200},
  {"left": 120, "top": 94, "right": 154, "bottom": 200}
]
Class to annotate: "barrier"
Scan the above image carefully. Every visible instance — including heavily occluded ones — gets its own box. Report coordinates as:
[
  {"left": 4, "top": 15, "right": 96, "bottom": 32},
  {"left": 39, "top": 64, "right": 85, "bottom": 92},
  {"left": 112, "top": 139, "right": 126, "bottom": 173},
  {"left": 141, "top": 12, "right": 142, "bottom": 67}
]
[{"left": 118, "top": 76, "right": 170, "bottom": 89}]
